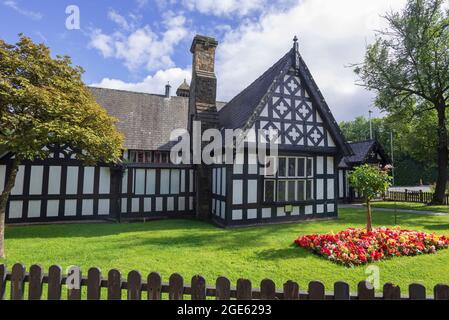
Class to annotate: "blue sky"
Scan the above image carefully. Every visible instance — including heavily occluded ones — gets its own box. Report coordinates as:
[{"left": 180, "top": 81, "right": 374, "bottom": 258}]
[{"left": 0, "top": 0, "right": 407, "bottom": 122}]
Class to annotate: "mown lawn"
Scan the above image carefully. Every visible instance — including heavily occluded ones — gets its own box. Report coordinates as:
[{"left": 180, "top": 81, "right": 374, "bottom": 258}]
[
  {"left": 371, "top": 201, "right": 449, "bottom": 213},
  {"left": 2, "top": 208, "right": 449, "bottom": 296}
]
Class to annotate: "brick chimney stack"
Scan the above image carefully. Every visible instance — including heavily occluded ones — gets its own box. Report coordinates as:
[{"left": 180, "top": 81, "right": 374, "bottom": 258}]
[
  {"left": 188, "top": 35, "right": 219, "bottom": 132},
  {"left": 188, "top": 35, "right": 219, "bottom": 220}
]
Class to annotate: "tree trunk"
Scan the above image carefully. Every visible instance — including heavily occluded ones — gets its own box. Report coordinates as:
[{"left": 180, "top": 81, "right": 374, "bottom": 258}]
[
  {"left": 366, "top": 199, "right": 372, "bottom": 232},
  {"left": 0, "top": 158, "right": 20, "bottom": 258},
  {"left": 432, "top": 102, "right": 448, "bottom": 205}
]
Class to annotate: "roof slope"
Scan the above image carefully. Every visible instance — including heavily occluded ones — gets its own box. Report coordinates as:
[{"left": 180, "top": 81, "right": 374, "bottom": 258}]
[
  {"left": 218, "top": 50, "right": 292, "bottom": 129},
  {"left": 338, "top": 139, "right": 391, "bottom": 168},
  {"left": 89, "top": 87, "right": 189, "bottom": 151}
]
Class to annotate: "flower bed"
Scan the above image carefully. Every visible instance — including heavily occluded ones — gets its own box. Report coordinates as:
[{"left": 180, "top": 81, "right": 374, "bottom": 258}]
[{"left": 294, "top": 227, "right": 449, "bottom": 267}]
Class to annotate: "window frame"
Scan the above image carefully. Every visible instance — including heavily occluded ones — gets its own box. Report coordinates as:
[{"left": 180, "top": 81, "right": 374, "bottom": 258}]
[{"left": 263, "top": 156, "right": 315, "bottom": 204}]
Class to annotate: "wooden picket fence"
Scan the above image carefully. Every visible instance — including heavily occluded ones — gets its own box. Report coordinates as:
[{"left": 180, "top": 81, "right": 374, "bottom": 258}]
[
  {"left": 385, "top": 190, "right": 449, "bottom": 205},
  {"left": 1, "top": 263, "right": 449, "bottom": 300}
]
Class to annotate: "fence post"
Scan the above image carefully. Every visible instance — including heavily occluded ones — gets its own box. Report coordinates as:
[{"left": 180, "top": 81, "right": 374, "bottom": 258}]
[
  {"left": 383, "top": 283, "right": 400, "bottom": 300},
  {"left": 0, "top": 264, "right": 6, "bottom": 300},
  {"left": 216, "top": 276, "right": 231, "bottom": 300},
  {"left": 409, "top": 283, "right": 426, "bottom": 300},
  {"left": 334, "top": 281, "right": 350, "bottom": 300},
  {"left": 87, "top": 267, "right": 102, "bottom": 300},
  {"left": 283, "top": 280, "right": 299, "bottom": 300},
  {"left": 28, "top": 264, "right": 44, "bottom": 300},
  {"left": 107, "top": 269, "right": 122, "bottom": 300},
  {"left": 419, "top": 190, "right": 423, "bottom": 203},
  {"left": 260, "top": 279, "right": 276, "bottom": 300},
  {"left": 434, "top": 284, "right": 449, "bottom": 300},
  {"left": 357, "top": 281, "right": 374, "bottom": 300},
  {"left": 67, "top": 266, "right": 82, "bottom": 300},
  {"left": 47, "top": 265, "right": 63, "bottom": 300},
  {"left": 168, "top": 273, "right": 184, "bottom": 300},
  {"left": 308, "top": 281, "right": 325, "bottom": 300},
  {"left": 148, "top": 272, "right": 162, "bottom": 300},
  {"left": 127, "top": 270, "right": 142, "bottom": 300},
  {"left": 404, "top": 189, "right": 408, "bottom": 202},
  {"left": 191, "top": 275, "right": 206, "bottom": 300},
  {"left": 236, "top": 279, "right": 252, "bottom": 300},
  {"left": 10, "top": 263, "right": 25, "bottom": 300}
]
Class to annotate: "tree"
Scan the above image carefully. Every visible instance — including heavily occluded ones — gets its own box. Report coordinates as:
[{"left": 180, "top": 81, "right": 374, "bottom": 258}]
[
  {"left": 0, "top": 35, "right": 124, "bottom": 258},
  {"left": 348, "top": 164, "right": 392, "bottom": 232},
  {"left": 354, "top": 0, "right": 449, "bottom": 204}
]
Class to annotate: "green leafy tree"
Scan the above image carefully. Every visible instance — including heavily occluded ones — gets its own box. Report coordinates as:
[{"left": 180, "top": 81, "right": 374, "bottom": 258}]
[
  {"left": 349, "top": 164, "right": 392, "bottom": 231},
  {"left": 0, "top": 35, "right": 124, "bottom": 258},
  {"left": 354, "top": 0, "right": 449, "bottom": 204}
]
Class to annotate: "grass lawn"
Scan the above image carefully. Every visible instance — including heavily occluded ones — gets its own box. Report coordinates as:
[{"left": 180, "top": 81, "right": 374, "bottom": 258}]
[
  {"left": 371, "top": 201, "right": 449, "bottom": 213},
  {"left": 2, "top": 208, "right": 449, "bottom": 296}
]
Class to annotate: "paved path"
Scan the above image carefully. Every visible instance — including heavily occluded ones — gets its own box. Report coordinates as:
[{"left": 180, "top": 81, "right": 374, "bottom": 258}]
[{"left": 340, "top": 204, "right": 449, "bottom": 216}]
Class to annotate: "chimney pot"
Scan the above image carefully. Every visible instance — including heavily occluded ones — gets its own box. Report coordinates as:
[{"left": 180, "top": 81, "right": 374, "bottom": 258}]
[{"left": 165, "top": 82, "right": 171, "bottom": 98}]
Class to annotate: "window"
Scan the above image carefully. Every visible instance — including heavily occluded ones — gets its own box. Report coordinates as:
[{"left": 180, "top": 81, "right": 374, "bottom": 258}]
[
  {"left": 263, "top": 156, "right": 314, "bottom": 203},
  {"left": 264, "top": 180, "right": 276, "bottom": 202}
]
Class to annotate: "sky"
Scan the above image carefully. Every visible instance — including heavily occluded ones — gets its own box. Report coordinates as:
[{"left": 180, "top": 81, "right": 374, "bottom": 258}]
[{"left": 0, "top": 0, "right": 408, "bottom": 121}]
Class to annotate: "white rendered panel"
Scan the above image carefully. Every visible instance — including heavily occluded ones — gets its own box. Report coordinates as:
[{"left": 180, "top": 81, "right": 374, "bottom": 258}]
[
  {"left": 316, "top": 157, "right": 324, "bottom": 175},
  {"left": 180, "top": 170, "right": 185, "bottom": 193},
  {"left": 29, "top": 166, "right": 44, "bottom": 195},
  {"left": 48, "top": 166, "right": 61, "bottom": 195},
  {"left": 66, "top": 167, "right": 79, "bottom": 195},
  {"left": 82, "top": 199, "right": 94, "bottom": 216},
  {"left": 8, "top": 201, "right": 23, "bottom": 219},
  {"left": 144, "top": 198, "right": 151, "bottom": 212},
  {"left": 170, "top": 170, "right": 180, "bottom": 194},
  {"left": 262, "top": 208, "right": 271, "bottom": 218},
  {"left": 11, "top": 165, "right": 25, "bottom": 195},
  {"left": 247, "top": 180, "right": 257, "bottom": 203},
  {"left": 316, "top": 179, "right": 324, "bottom": 200},
  {"left": 156, "top": 197, "right": 163, "bottom": 211},
  {"left": 28, "top": 200, "right": 41, "bottom": 218},
  {"left": 99, "top": 167, "right": 111, "bottom": 194},
  {"left": 146, "top": 169, "right": 156, "bottom": 195},
  {"left": 160, "top": 170, "right": 170, "bottom": 194},
  {"left": 220, "top": 201, "right": 225, "bottom": 219},
  {"left": 339, "top": 170, "right": 344, "bottom": 198},
  {"left": 221, "top": 167, "right": 226, "bottom": 196},
  {"left": 327, "top": 157, "right": 334, "bottom": 175},
  {"left": 135, "top": 169, "right": 146, "bottom": 195},
  {"left": 327, "top": 179, "right": 335, "bottom": 199},
  {"left": 83, "top": 167, "right": 95, "bottom": 194},
  {"left": 247, "top": 209, "right": 257, "bottom": 219},
  {"left": 178, "top": 197, "right": 185, "bottom": 211},
  {"left": 65, "top": 200, "right": 77, "bottom": 216},
  {"left": 232, "top": 180, "right": 243, "bottom": 204},
  {"left": 46, "top": 200, "right": 59, "bottom": 217},
  {"left": 98, "top": 199, "right": 110, "bottom": 215},
  {"left": 121, "top": 198, "right": 127, "bottom": 213},
  {"left": 132, "top": 198, "right": 139, "bottom": 212},
  {"left": 167, "top": 197, "right": 174, "bottom": 211},
  {"left": 232, "top": 210, "right": 242, "bottom": 220}
]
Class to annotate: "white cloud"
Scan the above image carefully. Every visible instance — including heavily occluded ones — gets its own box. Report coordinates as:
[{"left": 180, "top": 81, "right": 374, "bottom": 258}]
[
  {"left": 108, "top": 9, "right": 130, "bottom": 31},
  {"left": 3, "top": 0, "right": 42, "bottom": 20},
  {"left": 215, "top": 0, "right": 408, "bottom": 120},
  {"left": 90, "top": 67, "right": 191, "bottom": 95},
  {"left": 89, "top": 13, "right": 189, "bottom": 71},
  {"left": 182, "top": 0, "right": 266, "bottom": 16}
]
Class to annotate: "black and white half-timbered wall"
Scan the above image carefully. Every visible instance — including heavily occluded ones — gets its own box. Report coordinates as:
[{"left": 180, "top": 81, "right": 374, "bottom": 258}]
[{"left": 1, "top": 34, "right": 390, "bottom": 226}]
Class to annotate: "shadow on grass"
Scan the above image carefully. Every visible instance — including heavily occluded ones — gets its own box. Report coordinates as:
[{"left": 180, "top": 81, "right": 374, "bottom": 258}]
[{"left": 254, "top": 245, "right": 309, "bottom": 260}]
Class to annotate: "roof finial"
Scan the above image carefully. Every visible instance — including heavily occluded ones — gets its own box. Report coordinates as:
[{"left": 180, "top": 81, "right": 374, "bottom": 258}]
[{"left": 293, "top": 35, "right": 298, "bottom": 50}]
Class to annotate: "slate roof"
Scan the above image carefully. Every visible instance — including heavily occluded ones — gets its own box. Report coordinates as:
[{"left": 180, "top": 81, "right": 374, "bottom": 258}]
[
  {"left": 218, "top": 50, "right": 292, "bottom": 129},
  {"left": 338, "top": 139, "right": 390, "bottom": 168},
  {"left": 89, "top": 87, "right": 189, "bottom": 151},
  {"left": 89, "top": 87, "right": 227, "bottom": 151}
]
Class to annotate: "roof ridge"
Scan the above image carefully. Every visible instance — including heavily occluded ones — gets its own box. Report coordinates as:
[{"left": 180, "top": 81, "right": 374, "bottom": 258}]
[{"left": 88, "top": 86, "right": 181, "bottom": 99}]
